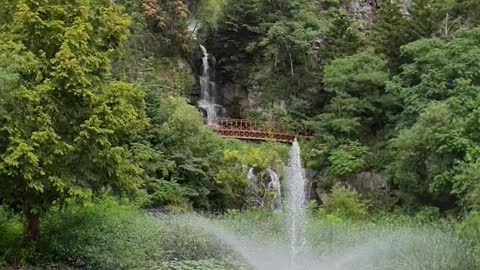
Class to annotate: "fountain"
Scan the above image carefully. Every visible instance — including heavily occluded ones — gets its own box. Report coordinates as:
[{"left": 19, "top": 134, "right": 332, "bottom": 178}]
[
  {"left": 170, "top": 140, "right": 477, "bottom": 270},
  {"left": 285, "top": 140, "right": 307, "bottom": 270},
  {"left": 175, "top": 140, "right": 318, "bottom": 269},
  {"left": 198, "top": 45, "right": 224, "bottom": 126}
]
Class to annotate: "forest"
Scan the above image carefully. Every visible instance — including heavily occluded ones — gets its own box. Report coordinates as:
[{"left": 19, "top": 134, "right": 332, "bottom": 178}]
[{"left": 1, "top": 0, "right": 480, "bottom": 269}]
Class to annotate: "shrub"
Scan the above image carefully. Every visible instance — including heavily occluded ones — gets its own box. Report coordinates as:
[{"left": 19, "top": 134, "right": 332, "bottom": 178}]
[
  {"left": 457, "top": 211, "right": 480, "bottom": 257},
  {"left": 326, "top": 142, "right": 368, "bottom": 178},
  {"left": 37, "top": 198, "right": 227, "bottom": 269},
  {"left": 0, "top": 207, "right": 26, "bottom": 266},
  {"left": 320, "top": 184, "right": 370, "bottom": 221}
]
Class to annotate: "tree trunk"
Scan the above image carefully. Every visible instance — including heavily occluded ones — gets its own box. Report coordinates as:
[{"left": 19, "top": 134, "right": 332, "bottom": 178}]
[
  {"left": 288, "top": 50, "right": 294, "bottom": 78},
  {"left": 25, "top": 212, "right": 41, "bottom": 242}
]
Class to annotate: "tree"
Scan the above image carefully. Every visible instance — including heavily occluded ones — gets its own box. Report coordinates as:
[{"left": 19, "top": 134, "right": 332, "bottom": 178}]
[
  {"left": 208, "top": 0, "right": 262, "bottom": 83},
  {"left": 453, "top": 0, "right": 480, "bottom": 26},
  {"left": 320, "top": 8, "right": 365, "bottom": 62},
  {"left": 141, "top": 0, "right": 190, "bottom": 53},
  {"left": 370, "top": 1, "right": 412, "bottom": 70},
  {"left": 0, "top": 0, "right": 148, "bottom": 241},
  {"left": 387, "top": 28, "right": 480, "bottom": 209},
  {"left": 407, "top": 0, "right": 459, "bottom": 39},
  {"left": 312, "top": 49, "right": 392, "bottom": 139}
]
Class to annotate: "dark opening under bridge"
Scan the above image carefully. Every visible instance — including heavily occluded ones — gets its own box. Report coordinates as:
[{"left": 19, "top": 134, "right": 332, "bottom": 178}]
[{"left": 206, "top": 118, "right": 314, "bottom": 143}]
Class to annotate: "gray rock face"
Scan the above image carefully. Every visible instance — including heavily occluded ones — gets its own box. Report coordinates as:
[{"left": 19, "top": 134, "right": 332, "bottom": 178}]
[
  {"left": 348, "top": 172, "right": 388, "bottom": 193},
  {"left": 348, "top": 0, "right": 412, "bottom": 27},
  {"left": 348, "top": 0, "right": 378, "bottom": 27},
  {"left": 222, "top": 83, "right": 249, "bottom": 118}
]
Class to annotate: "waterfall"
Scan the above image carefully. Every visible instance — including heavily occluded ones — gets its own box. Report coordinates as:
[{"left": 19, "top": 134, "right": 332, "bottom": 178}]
[
  {"left": 285, "top": 139, "right": 307, "bottom": 270},
  {"left": 247, "top": 167, "right": 258, "bottom": 188},
  {"left": 247, "top": 167, "right": 281, "bottom": 210},
  {"left": 198, "top": 45, "right": 223, "bottom": 126},
  {"left": 267, "top": 169, "right": 282, "bottom": 211},
  {"left": 187, "top": 19, "right": 200, "bottom": 40}
]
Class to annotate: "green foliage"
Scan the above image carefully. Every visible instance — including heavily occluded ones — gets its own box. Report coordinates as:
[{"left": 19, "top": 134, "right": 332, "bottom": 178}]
[
  {"left": 458, "top": 211, "right": 480, "bottom": 243},
  {"left": 0, "top": 207, "right": 24, "bottom": 265},
  {"left": 370, "top": 1, "right": 413, "bottom": 70},
  {"left": 140, "top": 93, "right": 222, "bottom": 209},
  {"left": 455, "top": 0, "right": 480, "bottom": 26},
  {"left": 207, "top": 0, "right": 262, "bottom": 82},
  {"left": 219, "top": 142, "right": 288, "bottom": 209},
  {"left": 40, "top": 198, "right": 164, "bottom": 269},
  {"left": 407, "top": 0, "right": 458, "bottom": 39},
  {"left": 320, "top": 8, "right": 365, "bottom": 61},
  {"left": 161, "top": 259, "right": 242, "bottom": 270},
  {"left": 0, "top": 198, "right": 233, "bottom": 269},
  {"left": 305, "top": 50, "right": 393, "bottom": 183},
  {"left": 388, "top": 28, "right": 480, "bottom": 209},
  {"left": 321, "top": 49, "right": 392, "bottom": 136},
  {"left": 223, "top": 142, "right": 288, "bottom": 171},
  {"left": 194, "top": 0, "right": 227, "bottom": 29},
  {"left": 326, "top": 142, "right": 368, "bottom": 178},
  {"left": 320, "top": 184, "right": 370, "bottom": 221},
  {"left": 0, "top": 0, "right": 148, "bottom": 240}
]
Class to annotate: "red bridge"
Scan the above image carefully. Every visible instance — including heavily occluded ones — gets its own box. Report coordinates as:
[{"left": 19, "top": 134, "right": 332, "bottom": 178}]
[{"left": 206, "top": 118, "right": 313, "bottom": 143}]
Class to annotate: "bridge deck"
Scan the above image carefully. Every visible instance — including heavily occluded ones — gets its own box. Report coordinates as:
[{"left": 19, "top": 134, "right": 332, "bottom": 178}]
[{"left": 206, "top": 118, "right": 313, "bottom": 143}]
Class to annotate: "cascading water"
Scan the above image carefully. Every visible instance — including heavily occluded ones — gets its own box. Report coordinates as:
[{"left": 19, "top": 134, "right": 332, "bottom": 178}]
[
  {"left": 245, "top": 140, "right": 308, "bottom": 267},
  {"left": 247, "top": 167, "right": 258, "bottom": 187},
  {"left": 267, "top": 169, "right": 282, "bottom": 211},
  {"left": 285, "top": 139, "right": 307, "bottom": 270},
  {"left": 198, "top": 45, "right": 223, "bottom": 126},
  {"left": 247, "top": 167, "right": 282, "bottom": 210},
  {"left": 167, "top": 139, "right": 476, "bottom": 270}
]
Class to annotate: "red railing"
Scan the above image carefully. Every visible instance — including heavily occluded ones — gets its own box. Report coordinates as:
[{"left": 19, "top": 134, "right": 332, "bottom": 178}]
[{"left": 206, "top": 118, "right": 313, "bottom": 143}]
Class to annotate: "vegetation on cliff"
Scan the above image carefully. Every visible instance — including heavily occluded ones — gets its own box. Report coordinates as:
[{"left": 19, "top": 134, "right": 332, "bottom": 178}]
[{"left": 2, "top": 0, "right": 480, "bottom": 268}]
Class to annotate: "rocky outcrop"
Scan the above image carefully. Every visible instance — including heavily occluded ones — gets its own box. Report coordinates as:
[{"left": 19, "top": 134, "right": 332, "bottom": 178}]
[
  {"left": 310, "top": 171, "right": 390, "bottom": 206},
  {"left": 222, "top": 83, "right": 250, "bottom": 118},
  {"left": 348, "top": 0, "right": 378, "bottom": 27},
  {"left": 348, "top": 0, "right": 412, "bottom": 28},
  {"left": 348, "top": 172, "right": 388, "bottom": 193}
]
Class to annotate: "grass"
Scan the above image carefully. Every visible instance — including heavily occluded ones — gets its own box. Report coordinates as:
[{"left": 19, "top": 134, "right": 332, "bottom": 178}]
[
  {"left": 0, "top": 199, "right": 231, "bottom": 270},
  {"left": 1, "top": 201, "right": 479, "bottom": 270}
]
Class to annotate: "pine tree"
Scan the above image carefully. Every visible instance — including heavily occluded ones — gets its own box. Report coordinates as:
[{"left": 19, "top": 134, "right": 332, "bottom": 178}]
[
  {"left": 407, "top": 0, "right": 457, "bottom": 38},
  {"left": 321, "top": 8, "right": 365, "bottom": 62},
  {"left": 370, "top": 1, "right": 412, "bottom": 71},
  {"left": 454, "top": 0, "right": 480, "bottom": 26}
]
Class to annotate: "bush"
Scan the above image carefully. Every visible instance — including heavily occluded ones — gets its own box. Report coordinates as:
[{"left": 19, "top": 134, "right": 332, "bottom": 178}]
[
  {"left": 38, "top": 198, "right": 158, "bottom": 269},
  {"left": 0, "top": 207, "right": 25, "bottom": 266},
  {"left": 36, "top": 198, "right": 228, "bottom": 269},
  {"left": 457, "top": 211, "right": 480, "bottom": 256},
  {"left": 320, "top": 184, "right": 370, "bottom": 221}
]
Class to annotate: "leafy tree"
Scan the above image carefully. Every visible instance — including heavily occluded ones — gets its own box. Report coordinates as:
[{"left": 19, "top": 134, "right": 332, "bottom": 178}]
[
  {"left": 310, "top": 49, "right": 392, "bottom": 139},
  {"left": 326, "top": 142, "right": 368, "bottom": 178},
  {"left": 388, "top": 28, "right": 480, "bottom": 209},
  {"left": 192, "top": 0, "right": 227, "bottom": 29},
  {"left": 0, "top": 0, "right": 147, "bottom": 241},
  {"left": 139, "top": 93, "right": 221, "bottom": 209},
  {"left": 140, "top": 0, "right": 191, "bottom": 53}
]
